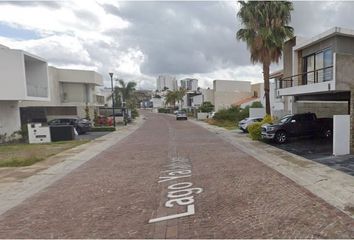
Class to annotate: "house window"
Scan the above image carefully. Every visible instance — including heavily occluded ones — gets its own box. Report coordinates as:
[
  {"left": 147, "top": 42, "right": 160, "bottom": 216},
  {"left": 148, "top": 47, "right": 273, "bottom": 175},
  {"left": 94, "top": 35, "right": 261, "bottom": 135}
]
[{"left": 303, "top": 48, "right": 333, "bottom": 84}]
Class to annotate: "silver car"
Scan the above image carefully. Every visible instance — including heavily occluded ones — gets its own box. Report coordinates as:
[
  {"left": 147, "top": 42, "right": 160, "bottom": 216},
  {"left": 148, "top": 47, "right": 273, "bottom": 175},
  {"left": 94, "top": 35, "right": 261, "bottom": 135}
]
[
  {"left": 238, "top": 117, "right": 263, "bottom": 132},
  {"left": 176, "top": 111, "right": 188, "bottom": 120}
]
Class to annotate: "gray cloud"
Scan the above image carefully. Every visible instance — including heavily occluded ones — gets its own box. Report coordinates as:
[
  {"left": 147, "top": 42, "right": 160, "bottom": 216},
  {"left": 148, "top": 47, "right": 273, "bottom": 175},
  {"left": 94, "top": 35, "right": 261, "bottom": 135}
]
[
  {"left": 0, "top": 1, "right": 61, "bottom": 9},
  {"left": 104, "top": 1, "right": 250, "bottom": 75},
  {"left": 4, "top": 1, "right": 354, "bottom": 90},
  {"left": 292, "top": 1, "right": 354, "bottom": 36}
]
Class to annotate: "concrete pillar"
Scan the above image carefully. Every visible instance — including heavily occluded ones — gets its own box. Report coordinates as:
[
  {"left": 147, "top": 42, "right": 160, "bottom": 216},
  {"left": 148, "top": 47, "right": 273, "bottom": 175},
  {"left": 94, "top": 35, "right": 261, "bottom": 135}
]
[{"left": 350, "top": 89, "right": 354, "bottom": 153}]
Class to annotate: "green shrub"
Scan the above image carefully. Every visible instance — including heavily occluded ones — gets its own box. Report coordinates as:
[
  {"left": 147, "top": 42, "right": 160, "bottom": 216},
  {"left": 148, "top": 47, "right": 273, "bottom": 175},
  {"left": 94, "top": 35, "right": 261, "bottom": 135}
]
[
  {"left": 250, "top": 101, "right": 263, "bottom": 108},
  {"left": 261, "top": 114, "right": 274, "bottom": 125},
  {"left": 90, "top": 127, "right": 116, "bottom": 132},
  {"left": 131, "top": 108, "right": 139, "bottom": 119},
  {"left": 247, "top": 114, "right": 274, "bottom": 141},
  {"left": 248, "top": 122, "right": 262, "bottom": 140},
  {"left": 213, "top": 106, "right": 249, "bottom": 123},
  {"left": 158, "top": 108, "right": 169, "bottom": 113},
  {"left": 199, "top": 101, "right": 214, "bottom": 113}
]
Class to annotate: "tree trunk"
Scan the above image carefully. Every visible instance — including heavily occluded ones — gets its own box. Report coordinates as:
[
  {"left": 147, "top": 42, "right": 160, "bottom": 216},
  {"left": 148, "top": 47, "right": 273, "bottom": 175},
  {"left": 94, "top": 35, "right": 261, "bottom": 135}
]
[{"left": 263, "top": 63, "right": 271, "bottom": 115}]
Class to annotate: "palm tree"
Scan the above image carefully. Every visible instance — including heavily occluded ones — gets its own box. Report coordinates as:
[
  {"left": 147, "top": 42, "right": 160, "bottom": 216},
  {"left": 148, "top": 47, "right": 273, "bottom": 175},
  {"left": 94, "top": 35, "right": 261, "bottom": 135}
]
[
  {"left": 165, "top": 90, "right": 178, "bottom": 108},
  {"left": 176, "top": 88, "right": 187, "bottom": 110},
  {"left": 236, "top": 1, "right": 294, "bottom": 115},
  {"left": 107, "top": 79, "right": 137, "bottom": 108}
]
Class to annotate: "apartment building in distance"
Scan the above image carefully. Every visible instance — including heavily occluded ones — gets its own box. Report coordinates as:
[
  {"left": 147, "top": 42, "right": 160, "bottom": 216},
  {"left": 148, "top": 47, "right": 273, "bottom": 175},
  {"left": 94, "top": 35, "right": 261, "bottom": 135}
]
[
  {"left": 0, "top": 45, "right": 50, "bottom": 138},
  {"left": 20, "top": 66, "right": 105, "bottom": 123},
  {"left": 156, "top": 75, "right": 178, "bottom": 91},
  {"left": 180, "top": 78, "right": 198, "bottom": 91}
]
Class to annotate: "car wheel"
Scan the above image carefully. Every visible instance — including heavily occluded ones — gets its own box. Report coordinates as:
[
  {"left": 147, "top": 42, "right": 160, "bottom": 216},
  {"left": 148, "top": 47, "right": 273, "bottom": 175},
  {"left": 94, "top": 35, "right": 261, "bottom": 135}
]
[
  {"left": 76, "top": 127, "right": 83, "bottom": 135},
  {"left": 323, "top": 129, "right": 332, "bottom": 138},
  {"left": 275, "top": 131, "right": 287, "bottom": 144}
]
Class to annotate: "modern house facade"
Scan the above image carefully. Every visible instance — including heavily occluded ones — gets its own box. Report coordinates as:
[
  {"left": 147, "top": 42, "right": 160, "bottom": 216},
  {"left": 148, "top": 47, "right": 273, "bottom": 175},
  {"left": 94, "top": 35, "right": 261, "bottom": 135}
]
[
  {"left": 275, "top": 27, "right": 354, "bottom": 151},
  {"left": 20, "top": 67, "right": 104, "bottom": 122},
  {"left": 0, "top": 45, "right": 49, "bottom": 138}
]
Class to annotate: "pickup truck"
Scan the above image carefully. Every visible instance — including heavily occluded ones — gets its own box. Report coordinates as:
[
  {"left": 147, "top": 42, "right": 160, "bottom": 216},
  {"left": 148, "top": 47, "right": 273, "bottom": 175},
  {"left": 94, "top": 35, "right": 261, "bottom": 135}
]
[{"left": 261, "top": 113, "right": 333, "bottom": 144}]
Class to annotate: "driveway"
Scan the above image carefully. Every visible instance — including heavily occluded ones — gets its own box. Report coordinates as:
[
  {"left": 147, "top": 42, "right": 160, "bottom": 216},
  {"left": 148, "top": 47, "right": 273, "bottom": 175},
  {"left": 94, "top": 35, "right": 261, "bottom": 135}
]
[
  {"left": 0, "top": 111, "right": 353, "bottom": 238},
  {"left": 268, "top": 136, "right": 354, "bottom": 177}
]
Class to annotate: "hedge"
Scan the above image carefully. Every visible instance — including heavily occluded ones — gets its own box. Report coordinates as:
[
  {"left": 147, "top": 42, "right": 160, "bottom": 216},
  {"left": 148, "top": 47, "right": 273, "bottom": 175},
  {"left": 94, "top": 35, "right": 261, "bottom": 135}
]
[{"left": 90, "top": 127, "right": 116, "bottom": 132}]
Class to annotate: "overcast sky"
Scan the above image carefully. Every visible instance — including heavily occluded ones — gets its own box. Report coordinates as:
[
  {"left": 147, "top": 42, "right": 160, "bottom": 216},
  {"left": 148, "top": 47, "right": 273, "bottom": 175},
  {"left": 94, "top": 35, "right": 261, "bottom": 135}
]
[{"left": 0, "top": 1, "right": 352, "bottom": 89}]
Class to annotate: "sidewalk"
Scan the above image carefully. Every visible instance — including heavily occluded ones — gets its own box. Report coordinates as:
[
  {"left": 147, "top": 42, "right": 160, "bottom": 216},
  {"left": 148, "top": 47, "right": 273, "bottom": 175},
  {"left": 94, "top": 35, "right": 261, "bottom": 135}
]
[
  {"left": 191, "top": 119, "right": 354, "bottom": 218},
  {"left": 0, "top": 116, "right": 145, "bottom": 216}
]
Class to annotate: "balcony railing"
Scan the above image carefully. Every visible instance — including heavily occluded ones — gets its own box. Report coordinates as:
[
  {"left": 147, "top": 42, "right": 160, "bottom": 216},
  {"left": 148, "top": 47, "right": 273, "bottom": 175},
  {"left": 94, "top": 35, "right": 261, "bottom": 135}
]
[{"left": 276, "top": 66, "right": 333, "bottom": 89}]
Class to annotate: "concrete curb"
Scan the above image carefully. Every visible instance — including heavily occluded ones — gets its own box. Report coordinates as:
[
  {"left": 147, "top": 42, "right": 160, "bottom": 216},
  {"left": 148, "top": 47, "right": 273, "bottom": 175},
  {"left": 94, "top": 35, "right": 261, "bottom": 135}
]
[
  {"left": 190, "top": 119, "right": 354, "bottom": 218},
  {"left": 0, "top": 116, "right": 146, "bottom": 217}
]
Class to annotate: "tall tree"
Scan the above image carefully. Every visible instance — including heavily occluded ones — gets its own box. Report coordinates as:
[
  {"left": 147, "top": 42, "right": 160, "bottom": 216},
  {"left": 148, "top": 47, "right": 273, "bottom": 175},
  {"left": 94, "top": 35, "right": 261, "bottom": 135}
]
[
  {"left": 176, "top": 88, "right": 187, "bottom": 109},
  {"left": 107, "top": 79, "right": 137, "bottom": 108},
  {"left": 236, "top": 1, "right": 294, "bottom": 115},
  {"left": 165, "top": 90, "right": 178, "bottom": 108}
]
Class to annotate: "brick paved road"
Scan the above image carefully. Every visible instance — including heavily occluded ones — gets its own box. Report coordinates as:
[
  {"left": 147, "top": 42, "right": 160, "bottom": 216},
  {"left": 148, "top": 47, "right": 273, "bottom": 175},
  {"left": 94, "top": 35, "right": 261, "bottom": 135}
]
[{"left": 0, "top": 111, "right": 354, "bottom": 238}]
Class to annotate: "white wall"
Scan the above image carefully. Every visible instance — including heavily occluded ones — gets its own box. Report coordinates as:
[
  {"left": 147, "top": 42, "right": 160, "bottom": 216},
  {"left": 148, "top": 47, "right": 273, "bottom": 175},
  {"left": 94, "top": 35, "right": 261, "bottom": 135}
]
[
  {"left": 200, "top": 89, "right": 214, "bottom": 104},
  {"left": 192, "top": 95, "right": 203, "bottom": 107},
  {"left": 0, "top": 48, "right": 49, "bottom": 101},
  {"left": 0, "top": 101, "right": 21, "bottom": 136},
  {"left": 213, "top": 80, "right": 251, "bottom": 92},
  {"left": 249, "top": 108, "right": 266, "bottom": 118},
  {"left": 214, "top": 91, "right": 251, "bottom": 112},
  {"left": 61, "top": 83, "right": 86, "bottom": 103},
  {"left": 0, "top": 48, "right": 27, "bottom": 100},
  {"left": 57, "top": 68, "right": 103, "bottom": 85},
  {"left": 333, "top": 115, "right": 350, "bottom": 155},
  {"left": 270, "top": 80, "right": 291, "bottom": 118},
  {"left": 152, "top": 97, "right": 164, "bottom": 108}
]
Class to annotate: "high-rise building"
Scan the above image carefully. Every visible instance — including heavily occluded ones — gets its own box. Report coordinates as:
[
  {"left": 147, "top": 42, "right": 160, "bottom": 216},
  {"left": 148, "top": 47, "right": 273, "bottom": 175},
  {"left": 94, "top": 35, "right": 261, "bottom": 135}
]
[
  {"left": 156, "top": 75, "right": 178, "bottom": 91},
  {"left": 180, "top": 78, "right": 198, "bottom": 91}
]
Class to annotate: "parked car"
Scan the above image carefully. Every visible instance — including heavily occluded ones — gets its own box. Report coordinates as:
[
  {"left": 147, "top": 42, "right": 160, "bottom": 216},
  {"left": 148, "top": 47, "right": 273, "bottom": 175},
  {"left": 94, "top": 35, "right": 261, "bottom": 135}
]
[
  {"left": 48, "top": 117, "right": 92, "bottom": 134},
  {"left": 238, "top": 117, "right": 263, "bottom": 133},
  {"left": 261, "top": 113, "right": 333, "bottom": 144},
  {"left": 176, "top": 111, "right": 188, "bottom": 120},
  {"left": 95, "top": 115, "right": 113, "bottom": 126}
]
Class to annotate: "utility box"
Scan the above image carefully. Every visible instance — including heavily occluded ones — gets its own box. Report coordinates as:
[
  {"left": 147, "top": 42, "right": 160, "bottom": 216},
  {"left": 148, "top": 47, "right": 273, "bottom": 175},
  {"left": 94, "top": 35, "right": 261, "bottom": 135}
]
[
  {"left": 50, "top": 125, "right": 75, "bottom": 142},
  {"left": 27, "top": 123, "right": 51, "bottom": 144}
]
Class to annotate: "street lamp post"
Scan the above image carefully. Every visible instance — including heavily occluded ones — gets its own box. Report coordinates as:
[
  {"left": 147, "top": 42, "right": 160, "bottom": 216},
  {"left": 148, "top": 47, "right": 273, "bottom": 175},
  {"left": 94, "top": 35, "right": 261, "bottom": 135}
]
[{"left": 109, "top": 72, "right": 116, "bottom": 128}]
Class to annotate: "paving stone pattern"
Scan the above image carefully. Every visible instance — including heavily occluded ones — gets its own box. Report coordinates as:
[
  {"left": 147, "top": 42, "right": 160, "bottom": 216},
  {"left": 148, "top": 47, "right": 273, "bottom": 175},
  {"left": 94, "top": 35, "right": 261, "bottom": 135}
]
[{"left": 0, "top": 112, "right": 353, "bottom": 238}]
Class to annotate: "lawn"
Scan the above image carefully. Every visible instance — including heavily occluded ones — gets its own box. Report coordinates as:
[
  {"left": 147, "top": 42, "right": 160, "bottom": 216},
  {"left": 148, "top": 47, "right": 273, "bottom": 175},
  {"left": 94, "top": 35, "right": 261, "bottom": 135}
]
[
  {"left": 0, "top": 140, "right": 89, "bottom": 167},
  {"left": 206, "top": 119, "right": 237, "bottom": 130}
]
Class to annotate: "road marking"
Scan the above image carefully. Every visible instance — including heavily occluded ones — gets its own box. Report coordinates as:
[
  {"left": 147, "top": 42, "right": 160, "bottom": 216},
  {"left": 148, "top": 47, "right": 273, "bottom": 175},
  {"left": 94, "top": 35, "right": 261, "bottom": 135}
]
[
  {"left": 149, "top": 204, "right": 195, "bottom": 223},
  {"left": 149, "top": 157, "right": 203, "bottom": 224}
]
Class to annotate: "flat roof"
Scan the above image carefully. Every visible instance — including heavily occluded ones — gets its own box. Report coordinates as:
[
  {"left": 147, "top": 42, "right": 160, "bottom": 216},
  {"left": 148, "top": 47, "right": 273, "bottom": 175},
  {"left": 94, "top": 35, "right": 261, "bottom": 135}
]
[{"left": 294, "top": 27, "right": 354, "bottom": 51}]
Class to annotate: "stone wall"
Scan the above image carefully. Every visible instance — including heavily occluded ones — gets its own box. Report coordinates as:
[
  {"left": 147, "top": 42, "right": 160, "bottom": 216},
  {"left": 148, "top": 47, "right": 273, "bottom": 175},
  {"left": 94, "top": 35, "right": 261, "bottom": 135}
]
[{"left": 294, "top": 101, "right": 348, "bottom": 118}]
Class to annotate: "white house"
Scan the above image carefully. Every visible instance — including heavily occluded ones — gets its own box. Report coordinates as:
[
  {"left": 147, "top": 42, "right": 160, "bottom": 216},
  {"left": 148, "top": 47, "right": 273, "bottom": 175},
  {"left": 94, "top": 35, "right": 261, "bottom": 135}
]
[
  {"left": 19, "top": 66, "right": 104, "bottom": 122},
  {"left": 0, "top": 45, "right": 49, "bottom": 138}
]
